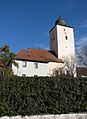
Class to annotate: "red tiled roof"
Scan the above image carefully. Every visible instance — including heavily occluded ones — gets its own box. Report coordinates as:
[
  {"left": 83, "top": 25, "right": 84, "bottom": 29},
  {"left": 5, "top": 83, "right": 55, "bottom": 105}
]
[{"left": 15, "top": 48, "right": 63, "bottom": 63}]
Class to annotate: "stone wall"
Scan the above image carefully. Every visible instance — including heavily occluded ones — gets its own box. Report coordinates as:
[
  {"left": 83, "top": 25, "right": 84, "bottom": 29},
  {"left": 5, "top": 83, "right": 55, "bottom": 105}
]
[{"left": 1, "top": 114, "right": 87, "bottom": 119}]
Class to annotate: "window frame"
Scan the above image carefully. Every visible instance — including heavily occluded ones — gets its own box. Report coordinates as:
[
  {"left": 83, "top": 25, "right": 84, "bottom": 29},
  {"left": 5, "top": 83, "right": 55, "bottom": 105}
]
[
  {"left": 22, "top": 74, "right": 26, "bottom": 77},
  {"left": 34, "top": 62, "right": 38, "bottom": 69},
  {"left": 22, "top": 61, "right": 27, "bottom": 67},
  {"left": 65, "top": 36, "right": 68, "bottom": 40}
]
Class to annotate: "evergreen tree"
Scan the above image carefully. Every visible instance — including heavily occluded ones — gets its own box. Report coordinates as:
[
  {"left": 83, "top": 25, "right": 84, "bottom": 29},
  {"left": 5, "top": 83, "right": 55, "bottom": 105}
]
[{"left": 0, "top": 45, "right": 18, "bottom": 76}]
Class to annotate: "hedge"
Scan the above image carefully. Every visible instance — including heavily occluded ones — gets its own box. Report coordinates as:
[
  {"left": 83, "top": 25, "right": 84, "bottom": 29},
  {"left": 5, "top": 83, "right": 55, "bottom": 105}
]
[{"left": 0, "top": 76, "right": 87, "bottom": 116}]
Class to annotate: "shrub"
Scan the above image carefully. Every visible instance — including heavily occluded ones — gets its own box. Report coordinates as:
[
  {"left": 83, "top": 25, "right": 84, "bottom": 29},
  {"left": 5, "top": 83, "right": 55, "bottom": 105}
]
[{"left": 0, "top": 76, "right": 87, "bottom": 116}]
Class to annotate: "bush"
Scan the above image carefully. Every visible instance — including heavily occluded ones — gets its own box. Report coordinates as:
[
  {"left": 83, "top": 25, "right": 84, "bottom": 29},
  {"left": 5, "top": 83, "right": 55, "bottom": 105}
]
[{"left": 0, "top": 76, "right": 87, "bottom": 116}]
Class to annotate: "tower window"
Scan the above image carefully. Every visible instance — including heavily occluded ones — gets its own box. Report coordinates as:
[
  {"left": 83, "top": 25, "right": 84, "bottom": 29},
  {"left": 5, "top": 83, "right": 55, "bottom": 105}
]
[
  {"left": 52, "top": 34, "right": 55, "bottom": 42},
  {"left": 34, "top": 62, "right": 38, "bottom": 69},
  {"left": 65, "top": 36, "right": 68, "bottom": 40},
  {"left": 64, "top": 29, "right": 65, "bottom": 31}
]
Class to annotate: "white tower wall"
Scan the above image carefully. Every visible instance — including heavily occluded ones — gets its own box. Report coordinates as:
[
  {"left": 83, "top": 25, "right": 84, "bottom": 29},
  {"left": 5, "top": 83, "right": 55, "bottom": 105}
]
[{"left": 50, "top": 25, "right": 75, "bottom": 59}]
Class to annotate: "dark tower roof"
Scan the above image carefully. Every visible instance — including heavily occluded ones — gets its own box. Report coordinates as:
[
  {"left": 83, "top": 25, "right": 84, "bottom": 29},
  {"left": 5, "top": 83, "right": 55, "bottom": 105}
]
[
  {"left": 49, "top": 16, "right": 73, "bottom": 33},
  {"left": 55, "top": 16, "right": 67, "bottom": 26}
]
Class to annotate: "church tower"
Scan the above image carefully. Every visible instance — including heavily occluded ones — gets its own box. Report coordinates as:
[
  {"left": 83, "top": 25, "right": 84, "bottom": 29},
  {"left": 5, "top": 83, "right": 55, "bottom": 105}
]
[{"left": 50, "top": 16, "right": 75, "bottom": 59}]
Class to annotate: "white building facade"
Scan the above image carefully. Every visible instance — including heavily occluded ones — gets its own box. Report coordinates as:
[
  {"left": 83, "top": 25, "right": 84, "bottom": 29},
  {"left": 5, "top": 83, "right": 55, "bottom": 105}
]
[
  {"left": 12, "top": 17, "right": 75, "bottom": 77},
  {"left": 12, "top": 60, "right": 64, "bottom": 77}
]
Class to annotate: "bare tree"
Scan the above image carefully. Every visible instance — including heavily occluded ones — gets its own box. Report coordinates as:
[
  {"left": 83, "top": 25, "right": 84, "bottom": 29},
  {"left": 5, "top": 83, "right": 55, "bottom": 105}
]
[
  {"left": 52, "top": 55, "right": 76, "bottom": 77},
  {"left": 63, "top": 55, "right": 76, "bottom": 77},
  {"left": 77, "top": 45, "right": 87, "bottom": 67}
]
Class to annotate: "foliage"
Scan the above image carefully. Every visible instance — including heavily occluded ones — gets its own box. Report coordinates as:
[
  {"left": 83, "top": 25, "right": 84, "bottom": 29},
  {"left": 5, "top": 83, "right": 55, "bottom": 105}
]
[
  {"left": 0, "top": 45, "right": 18, "bottom": 76},
  {"left": 0, "top": 76, "right": 87, "bottom": 116}
]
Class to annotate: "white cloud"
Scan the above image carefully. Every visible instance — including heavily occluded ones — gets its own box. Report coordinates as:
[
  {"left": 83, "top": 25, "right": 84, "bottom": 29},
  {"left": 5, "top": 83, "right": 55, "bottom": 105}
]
[
  {"left": 42, "top": 31, "right": 49, "bottom": 38},
  {"left": 76, "top": 34, "right": 87, "bottom": 50},
  {"left": 75, "top": 19, "right": 87, "bottom": 51},
  {"left": 75, "top": 20, "right": 87, "bottom": 33}
]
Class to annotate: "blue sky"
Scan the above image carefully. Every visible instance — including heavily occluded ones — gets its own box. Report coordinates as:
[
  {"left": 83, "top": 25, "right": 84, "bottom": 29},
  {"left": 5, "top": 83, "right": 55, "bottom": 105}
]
[{"left": 0, "top": 0, "right": 87, "bottom": 53}]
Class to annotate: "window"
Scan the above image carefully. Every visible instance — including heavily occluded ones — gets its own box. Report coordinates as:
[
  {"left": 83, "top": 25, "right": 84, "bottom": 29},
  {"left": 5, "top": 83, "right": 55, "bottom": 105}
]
[
  {"left": 65, "top": 36, "right": 68, "bottom": 40},
  {"left": 64, "top": 29, "right": 65, "bottom": 31},
  {"left": 22, "top": 74, "right": 26, "bottom": 77},
  {"left": 34, "top": 62, "right": 38, "bottom": 69},
  {"left": 22, "top": 61, "right": 27, "bottom": 67},
  {"left": 34, "top": 75, "right": 38, "bottom": 78},
  {"left": 52, "top": 34, "right": 55, "bottom": 42}
]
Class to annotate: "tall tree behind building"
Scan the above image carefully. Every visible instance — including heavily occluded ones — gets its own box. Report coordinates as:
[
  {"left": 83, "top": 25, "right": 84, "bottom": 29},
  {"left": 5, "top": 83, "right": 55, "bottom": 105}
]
[{"left": 0, "top": 45, "right": 18, "bottom": 76}]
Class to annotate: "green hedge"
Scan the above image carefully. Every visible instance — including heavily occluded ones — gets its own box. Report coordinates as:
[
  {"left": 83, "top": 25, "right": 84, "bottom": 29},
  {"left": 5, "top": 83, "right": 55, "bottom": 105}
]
[{"left": 0, "top": 76, "right": 87, "bottom": 116}]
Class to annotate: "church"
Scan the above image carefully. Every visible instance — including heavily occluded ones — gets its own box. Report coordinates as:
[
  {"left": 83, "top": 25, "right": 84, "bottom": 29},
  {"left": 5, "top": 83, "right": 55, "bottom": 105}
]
[{"left": 12, "top": 17, "right": 76, "bottom": 77}]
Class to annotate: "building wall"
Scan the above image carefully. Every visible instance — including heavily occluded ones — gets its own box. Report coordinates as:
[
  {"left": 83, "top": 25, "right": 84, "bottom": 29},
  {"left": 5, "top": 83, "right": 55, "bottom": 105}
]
[
  {"left": 1, "top": 114, "right": 87, "bottom": 119},
  {"left": 50, "top": 26, "right": 58, "bottom": 57},
  {"left": 50, "top": 25, "right": 75, "bottom": 59},
  {"left": 12, "top": 60, "right": 64, "bottom": 77},
  {"left": 12, "top": 60, "right": 48, "bottom": 77},
  {"left": 57, "top": 25, "right": 75, "bottom": 59},
  {"left": 47, "top": 62, "right": 64, "bottom": 75},
  {"left": 76, "top": 67, "right": 87, "bottom": 77}
]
